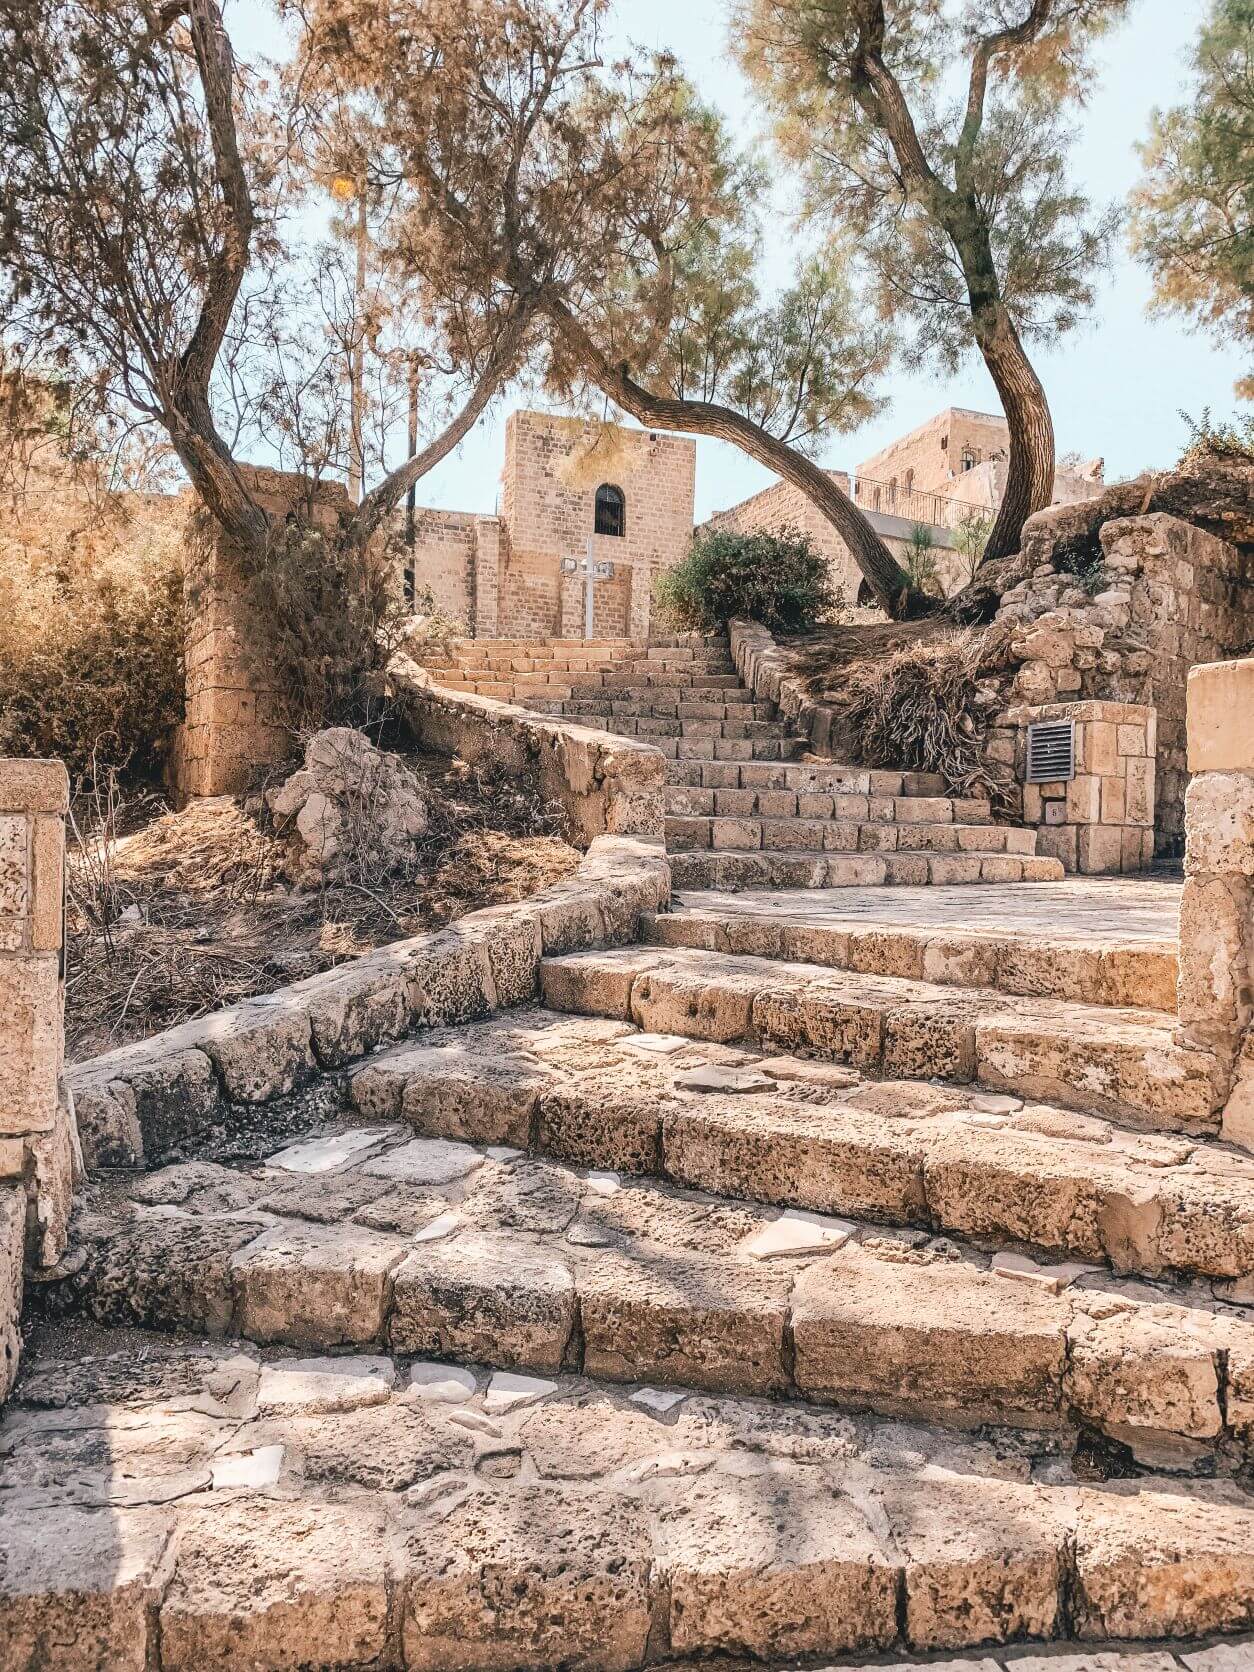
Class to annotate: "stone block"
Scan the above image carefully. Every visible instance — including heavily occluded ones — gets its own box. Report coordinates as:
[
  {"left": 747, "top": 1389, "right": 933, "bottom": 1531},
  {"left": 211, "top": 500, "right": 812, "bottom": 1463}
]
[
  {"left": 24, "top": 1084, "right": 81, "bottom": 1269},
  {"left": 0, "top": 815, "right": 28, "bottom": 917},
  {"left": 1, "top": 1183, "right": 22, "bottom": 1404},
  {"left": 30, "top": 815, "right": 63, "bottom": 952},
  {"left": 1065, "top": 1306, "right": 1223, "bottom": 1466},
  {"left": 192, "top": 995, "right": 315, "bottom": 1103},
  {"left": 1189, "top": 658, "right": 1254, "bottom": 772},
  {"left": 1083, "top": 721, "right": 1119, "bottom": 776},
  {"left": 1177, "top": 874, "right": 1253, "bottom": 1046},
  {"left": 1100, "top": 776, "right": 1127, "bottom": 825},
  {"left": 1078, "top": 825, "right": 1127, "bottom": 876},
  {"left": 1185, "top": 771, "right": 1254, "bottom": 878},
  {"left": 390, "top": 1231, "right": 576, "bottom": 1369},
  {"left": 1067, "top": 775, "right": 1102, "bottom": 825},
  {"left": 0, "top": 757, "right": 69, "bottom": 815},
  {"left": 231, "top": 1221, "right": 408, "bottom": 1347},
  {"left": 0, "top": 954, "right": 61, "bottom": 1135}
]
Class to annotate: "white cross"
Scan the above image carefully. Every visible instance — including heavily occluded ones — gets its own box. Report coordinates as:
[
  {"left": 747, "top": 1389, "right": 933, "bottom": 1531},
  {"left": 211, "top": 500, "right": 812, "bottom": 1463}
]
[{"left": 561, "top": 536, "right": 614, "bottom": 640}]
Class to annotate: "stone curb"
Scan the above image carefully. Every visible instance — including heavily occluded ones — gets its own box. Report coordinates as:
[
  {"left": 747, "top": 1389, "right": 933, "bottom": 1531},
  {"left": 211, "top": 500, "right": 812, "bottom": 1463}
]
[
  {"left": 68, "top": 835, "right": 671, "bottom": 1171},
  {"left": 387, "top": 650, "right": 667, "bottom": 845},
  {"left": 727, "top": 617, "right": 840, "bottom": 758}
]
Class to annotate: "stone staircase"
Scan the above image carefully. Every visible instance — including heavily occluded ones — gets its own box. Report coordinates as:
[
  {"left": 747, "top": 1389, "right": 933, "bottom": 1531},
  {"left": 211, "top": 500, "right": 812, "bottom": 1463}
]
[
  {"left": 419, "top": 635, "right": 1064, "bottom": 888},
  {"left": 15, "top": 875, "right": 1254, "bottom": 1667}
]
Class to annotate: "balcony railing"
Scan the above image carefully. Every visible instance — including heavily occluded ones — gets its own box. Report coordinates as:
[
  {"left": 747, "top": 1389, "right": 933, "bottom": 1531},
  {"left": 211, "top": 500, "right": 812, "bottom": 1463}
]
[{"left": 853, "top": 474, "right": 980, "bottom": 532}]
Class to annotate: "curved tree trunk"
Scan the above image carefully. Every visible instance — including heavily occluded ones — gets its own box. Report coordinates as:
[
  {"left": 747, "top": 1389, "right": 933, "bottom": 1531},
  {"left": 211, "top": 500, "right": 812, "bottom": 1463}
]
[
  {"left": 548, "top": 305, "right": 934, "bottom": 620},
  {"left": 972, "top": 301, "right": 1055, "bottom": 564}
]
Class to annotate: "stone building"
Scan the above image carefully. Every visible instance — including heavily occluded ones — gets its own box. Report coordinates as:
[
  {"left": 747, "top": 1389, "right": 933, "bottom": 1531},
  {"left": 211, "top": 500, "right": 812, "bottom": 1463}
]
[{"left": 403, "top": 411, "right": 696, "bottom": 640}]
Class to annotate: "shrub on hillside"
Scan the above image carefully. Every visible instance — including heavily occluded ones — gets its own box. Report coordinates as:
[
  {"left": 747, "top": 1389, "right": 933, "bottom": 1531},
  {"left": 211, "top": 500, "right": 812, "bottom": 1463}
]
[
  {"left": 654, "top": 527, "right": 839, "bottom": 634},
  {"left": 0, "top": 527, "right": 185, "bottom": 785}
]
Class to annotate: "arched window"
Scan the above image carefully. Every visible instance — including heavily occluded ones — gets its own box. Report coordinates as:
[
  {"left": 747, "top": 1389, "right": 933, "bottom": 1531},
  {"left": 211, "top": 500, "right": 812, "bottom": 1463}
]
[
  {"left": 960, "top": 448, "right": 977, "bottom": 472},
  {"left": 594, "top": 483, "right": 626, "bottom": 538},
  {"left": 904, "top": 469, "right": 915, "bottom": 494}
]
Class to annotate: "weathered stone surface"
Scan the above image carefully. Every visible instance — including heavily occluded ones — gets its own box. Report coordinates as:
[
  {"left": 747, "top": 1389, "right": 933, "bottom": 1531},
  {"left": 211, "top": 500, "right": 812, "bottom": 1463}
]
[
  {"left": 399, "top": 1483, "right": 654, "bottom": 1672},
  {"left": 579, "top": 1244, "right": 790, "bottom": 1395},
  {"left": 0, "top": 1506, "right": 172, "bottom": 1672},
  {"left": 160, "top": 1498, "right": 390, "bottom": 1670},
  {"left": 192, "top": 997, "right": 315, "bottom": 1104},
  {"left": 0, "top": 1186, "right": 24, "bottom": 1406},
  {"left": 390, "top": 1231, "right": 576, "bottom": 1368},
  {"left": 231, "top": 1221, "right": 408, "bottom": 1347},
  {"left": 1065, "top": 1305, "right": 1223, "bottom": 1465},
  {"left": 71, "top": 1044, "right": 221, "bottom": 1169},
  {"left": 791, "top": 1244, "right": 1068, "bottom": 1427},
  {"left": 1185, "top": 771, "right": 1254, "bottom": 879},
  {"left": 653, "top": 1472, "right": 897, "bottom": 1658}
]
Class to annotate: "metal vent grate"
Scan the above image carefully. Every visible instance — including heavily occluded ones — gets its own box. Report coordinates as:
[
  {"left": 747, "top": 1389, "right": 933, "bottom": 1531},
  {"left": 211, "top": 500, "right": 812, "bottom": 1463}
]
[{"left": 1026, "top": 720, "right": 1076, "bottom": 785}]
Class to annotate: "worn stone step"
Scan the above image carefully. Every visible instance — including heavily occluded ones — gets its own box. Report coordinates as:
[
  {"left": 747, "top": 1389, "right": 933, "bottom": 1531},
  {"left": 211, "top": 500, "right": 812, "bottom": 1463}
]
[
  {"left": 665, "top": 759, "right": 950, "bottom": 797},
  {"left": 584, "top": 715, "right": 791, "bottom": 741},
  {"left": 338, "top": 1007, "right": 1253, "bottom": 1289},
  {"left": 665, "top": 784, "right": 995, "bottom": 824},
  {"left": 531, "top": 698, "right": 777, "bottom": 721},
  {"left": 577, "top": 671, "right": 745, "bottom": 692},
  {"left": 539, "top": 946, "right": 1220, "bottom": 1134},
  {"left": 34, "top": 1115, "right": 1254, "bottom": 1465},
  {"left": 665, "top": 816, "right": 1035, "bottom": 857},
  {"left": 668, "top": 849, "right": 1064, "bottom": 889},
  {"left": 9, "top": 1329, "right": 1254, "bottom": 1672},
  {"left": 645, "top": 736, "right": 809, "bottom": 763},
  {"left": 644, "top": 905, "right": 1180, "bottom": 1013}
]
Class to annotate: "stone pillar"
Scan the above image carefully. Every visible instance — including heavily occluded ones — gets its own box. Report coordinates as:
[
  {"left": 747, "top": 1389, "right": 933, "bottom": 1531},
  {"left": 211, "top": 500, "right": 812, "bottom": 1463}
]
[
  {"left": 1179, "top": 658, "right": 1254, "bottom": 1149},
  {"left": 172, "top": 469, "right": 352, "bottom": 800},
  {"left": 627, "top": 562, "right": 653, "bottom": 644},
  {"left": 0, "top": 758, "right": 81, "bottom": 1402},
  {"left": 993, "top": 699, "right": 1157, "bottom": 874},
  {"left": 472, "top": 517, "right": 501, "bottom": 639}
]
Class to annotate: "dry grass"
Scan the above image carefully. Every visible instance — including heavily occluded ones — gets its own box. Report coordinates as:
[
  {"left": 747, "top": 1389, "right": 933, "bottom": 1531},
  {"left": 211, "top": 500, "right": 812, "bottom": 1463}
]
[
  {"left": 787, "top": 621, "right": 1016, "bottom": 810},
  {"left": 66, "top": 752, "right": 579, "bottom": 1059}
]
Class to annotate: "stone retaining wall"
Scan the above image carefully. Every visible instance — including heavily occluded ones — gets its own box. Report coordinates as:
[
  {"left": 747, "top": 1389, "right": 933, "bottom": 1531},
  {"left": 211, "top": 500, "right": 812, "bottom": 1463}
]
[
  {"left": 0, "top": 759, "right": 81, "bottom": 1402},
  {"left": 728, "top": 619, "right": 839, "bottom": 756},
  {"left": 388, "top": 650, "right": 666, "bottom": 846},
  {"left": 1179, "top": 658, "right": 1254, "bottom": 1151},
  {"left": 997, "top": 509, "right": 1254, "bottom": 852},
  {"left": 69, "top": 833, "right": 670, "bottom": 1173}
]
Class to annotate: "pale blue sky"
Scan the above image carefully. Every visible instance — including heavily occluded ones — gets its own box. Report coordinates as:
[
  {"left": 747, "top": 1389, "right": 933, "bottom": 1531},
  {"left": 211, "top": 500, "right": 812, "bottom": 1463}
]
[{"left": 232, "top": 0, "right": 1235, "bottom": 520}]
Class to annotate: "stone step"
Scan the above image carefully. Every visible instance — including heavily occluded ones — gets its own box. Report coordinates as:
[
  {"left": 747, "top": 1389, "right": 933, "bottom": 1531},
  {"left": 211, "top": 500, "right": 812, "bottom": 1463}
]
[
  {"left": 666, "top": 759, "right": 950, "bottom": 796},
  {"left": 539, "top": 945, "right": 1220, "bottom": 1134},
  {"left": 647, "top": 736, "right": 810, "bottom": 763},
  {"left": 574, "top": 715, "right": 792, "bottom": 741},
  {"left": 339, "top": 1007, "right": 1250, "bottom": 1289},
  {"left": 523, "top": 698, "right": 775, "bottom": 721},
  {"left": 665, "top": 785, "right": 995, "bottom": 824},
  {"left": 644, "top": 906, "right": 1180, "bottom": 1013},
  {"left": 9, "top": 1329, "right": 1254, "bottom": 1672},
  {"left": 668, "top": 849, "right": 1064, "bottom": 889},
  {"left": 567, "top": 674, "right": 748, "bottom": 695},
  {"left": 34, "top": 1117, "right": 1254, "bottom": 1465},
  {"left": 666, "top": 816, "right": 1037, "bottom": 858}
]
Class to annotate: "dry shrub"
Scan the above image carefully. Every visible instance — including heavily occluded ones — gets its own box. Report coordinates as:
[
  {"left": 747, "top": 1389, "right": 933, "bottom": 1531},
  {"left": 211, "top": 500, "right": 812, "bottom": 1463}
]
[
  {"left": 798, "top": 624, "right": 1015, "bottom": 810},
  {"left": 0, "top": 499, "right": 185, "bottom": 783}
]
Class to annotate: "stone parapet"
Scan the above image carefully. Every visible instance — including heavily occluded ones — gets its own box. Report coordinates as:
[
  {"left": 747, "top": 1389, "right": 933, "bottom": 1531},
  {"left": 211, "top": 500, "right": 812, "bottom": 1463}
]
[
  {"left": 69, "top": 832, "right": 670, "bottom": 1173},
  {"left": 388, "top": 651, "right": 666, "bottom": 846},
  {"left": 987, "top": 700, "right": 1157, "bottom": 875},
  {"left": 1178, "top": 658, "right": 1254, "bottom": 1151},
  {"left": 728, "top": 619, "right": 836, "bottom": 756},
  {"left": 0, "top": 757, "right": 81, "bottom": 1402}
]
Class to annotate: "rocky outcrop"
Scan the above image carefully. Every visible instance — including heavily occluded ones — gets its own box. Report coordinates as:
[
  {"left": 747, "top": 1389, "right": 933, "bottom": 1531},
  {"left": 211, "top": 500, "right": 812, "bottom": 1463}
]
[{"left": 265, "top": 729, "right": 428, "bottom": 888}]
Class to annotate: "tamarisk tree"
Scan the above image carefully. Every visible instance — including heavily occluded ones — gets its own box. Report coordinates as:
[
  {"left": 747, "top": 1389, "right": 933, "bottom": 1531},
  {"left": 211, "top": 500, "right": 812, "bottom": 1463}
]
[
  {"left": 291, "top": 0, "right": 934, "bottom": 616},
  {"left": 0, "top": 0, "right": 530, "bottom": 568},
  {"left": 734, "top": 0, "right": 1126, "bottom": 564}
]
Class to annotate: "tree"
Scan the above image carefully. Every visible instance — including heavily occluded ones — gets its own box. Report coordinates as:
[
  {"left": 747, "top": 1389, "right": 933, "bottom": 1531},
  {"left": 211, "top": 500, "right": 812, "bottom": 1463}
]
[
  {"left": 0, "top": 0, "right": 529, "bottom": 597},
  {"left": 733, "top": 0, "right": 1125, "bottom": 564},
  {"left": 289, "top": 0, "right": 934, "bottom": 617},
  {"left": 1130, "top": 0, "right": 1254, "bottom": 397}
]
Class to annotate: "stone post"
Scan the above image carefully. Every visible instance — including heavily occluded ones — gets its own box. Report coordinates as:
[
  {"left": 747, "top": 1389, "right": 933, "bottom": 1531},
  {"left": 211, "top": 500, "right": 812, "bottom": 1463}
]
[
  {"left": 0, "top": 758, "right": 81, "bottom": 1402},
  {"left": 1178, "top": 658, "right": 1254, "bottom": 1149}
]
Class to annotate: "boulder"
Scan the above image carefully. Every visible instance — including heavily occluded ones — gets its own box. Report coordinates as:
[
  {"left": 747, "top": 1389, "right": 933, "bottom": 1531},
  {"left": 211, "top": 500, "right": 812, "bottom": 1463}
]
[{"left": 266, "top": 729, "right": 428, "bottom": 887}]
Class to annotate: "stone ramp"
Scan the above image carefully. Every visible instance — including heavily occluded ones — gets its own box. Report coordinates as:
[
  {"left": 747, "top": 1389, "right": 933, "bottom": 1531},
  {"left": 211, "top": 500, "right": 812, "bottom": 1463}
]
[{"left": 8, "top": 1327, "right": 1254, "bottom": 1672}]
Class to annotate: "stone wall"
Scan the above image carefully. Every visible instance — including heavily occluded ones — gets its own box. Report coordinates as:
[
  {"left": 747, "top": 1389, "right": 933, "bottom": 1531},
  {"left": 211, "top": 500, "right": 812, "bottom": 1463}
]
[
  {"left": 389, "top": 651, "right": 666, "bottom": 847},
  {"left": 0, "top": 759, "right": 80, "bottom": 1402},
  {"left": 1177, "top": 658, "right": 1254, "bottom": 1152},
  {"left": 172, "top": 469, "right": 352, "bottom": 800},
  {"left": 997, "top": 510, "right": 1254, "bottom": 852},
  {"left": 985, "top": 700, "right": 1157, "bottom": 874}
]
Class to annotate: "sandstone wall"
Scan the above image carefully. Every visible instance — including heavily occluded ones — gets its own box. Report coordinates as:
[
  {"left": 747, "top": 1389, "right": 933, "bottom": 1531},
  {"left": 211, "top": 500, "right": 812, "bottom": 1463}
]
[
  {"left": 388, "top": 651, "right": 666, "bottom": 847},
  {"left": 1177, "top": 658, "right": 1254, "bottom": 1153},
  {"left": 997, "top": 510, "right": 1254, "bottom": 853},
  {"left": 855, "top": 407, "right": 1011, "bottom": 499},
  {"left": 0, "top": 758, "right": 80, "bottom": 1402}
]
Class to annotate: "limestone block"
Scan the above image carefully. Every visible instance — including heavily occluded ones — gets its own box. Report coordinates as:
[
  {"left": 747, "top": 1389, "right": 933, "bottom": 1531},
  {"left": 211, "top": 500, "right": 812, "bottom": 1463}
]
[
  {"left": 1125, "top": 757, "right": 1154, "bottom": 825},
  {"left": 1189, "top": 658, "right": 1254, "bottom": 772},
  {"left": 1185, "top": 771, "right": 1254, "bottom": 877},
  {"left": 655, "top": 1473, "right": 897, "bottom": 1659},
  {"left": 400, "top": 1483, "right": 653, "bottom": 1672},
  {"left": 24, "top": 1082, "right": 81, "bottom": 1269},
  {"left": 191, "top": 993, "right": 315, "bottom": 1103},
  {"left": 1079, "top": 825, "right": 1128, "bottom": 876},
  {"left": 403, "top": 928, "right": 498, "bottom": 1027},
  {"left": 1066, "top": 775, "right": 1102, "bottom": 825},
  {"left": 0, "top": 815, "right": 28, "bottom": 918},
  {"left": 30, "top": 814, "right": 63, "bottom": 952},
  {"left": 0, "top": 757, "right": 69, "bottom": 815},
  {"left": 0, "top": 1505, "right": 174, "bottom": 1672},
  {"left": 1222, "top": 1035, "right": 1254, "bottom": 1152},
  {"left": 70, "top": 1043, "right": 220, "bottom": 1169},
  {"left": 290, "top": 953, "right": 414, "bottom": 1069},
  {"left": 1176, "top": 874, "right": 1253, "bottom": 1045},
  {"left": 231, "top": 1221, "right": 409, "bottom": 1347},
  {"left": 1, "top": 1183, "right": 22, "bottom": 1404},
  {"left": 0, "top": 953, "right": 61, "bottom": 1135},
  {"left": 160, "top": 1499, "right": 389, "bottom": 1671},
  {"left": 390, "top": 1231, "right": 576, "bottom": 1368},
  {"left": 1064, "top": 1305, "right": 1222, "bottom": 1466}
]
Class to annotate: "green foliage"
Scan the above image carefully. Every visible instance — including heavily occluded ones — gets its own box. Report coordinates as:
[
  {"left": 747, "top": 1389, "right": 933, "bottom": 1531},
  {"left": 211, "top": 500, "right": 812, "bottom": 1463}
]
[
  {"left": 0, "top": 543, "right": 185, "bottom": 786},
  {"left": 904, "top": 523, "right": 942, "bottom": 597},
  {"left": 1179, "top": 405, "right": 1254, "bottom": 464},
  {"left": 1131, "top": 0, "right": 1254, "bottom": 396},
  {"left": 954, "top": 511, "right": 994, "bottom": 585},
  {"left": 654, "top": 526, "right": 839, "bottom": 634}
]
